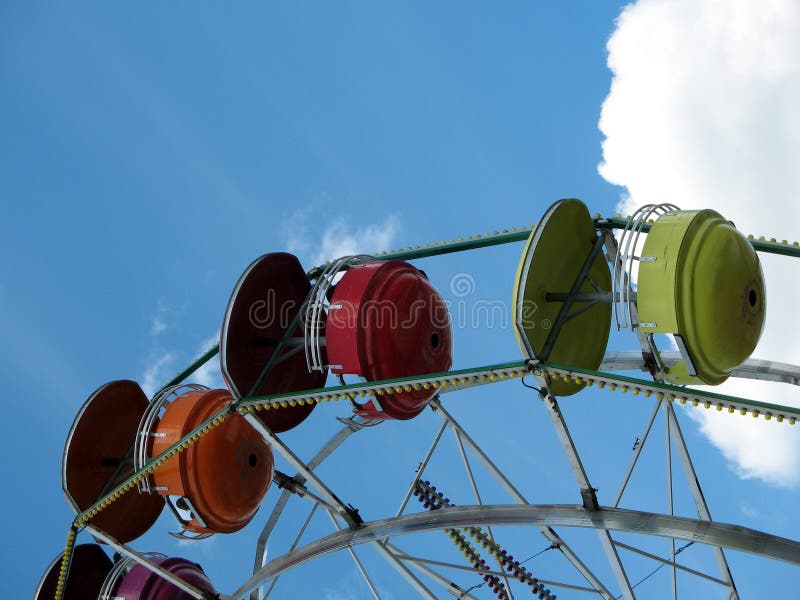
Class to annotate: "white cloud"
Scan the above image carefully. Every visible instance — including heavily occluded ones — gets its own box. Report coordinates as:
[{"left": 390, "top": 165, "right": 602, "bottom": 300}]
[
  {"left": 684, "top": 379, "right": 800, "bottom": 488},
  {"left": 739, "top": 502, "right": 760, "bottom": 519},
  {"left": 140, "top": 334, "right": 220, "bottom": 401},
  {"left": 600, "top": 0, "right": 800, "bottom": 486},
  {"left": 150, "top": 314, "right": 168, "bottom": 336},
  {"left": 282, "top": 204, "right": 400, "bottom": 267},
  {"left": 193, "top": 332, "right": 223, "bottom": 390},
  {"left": 141, "top": 351, "right": 175, "bottom": 398},
  {"left": 312, "top": 216, "right": 400, "bottom": 266},
  {"left": 149, "top": 299, "right": 184, "bottom": 336}
]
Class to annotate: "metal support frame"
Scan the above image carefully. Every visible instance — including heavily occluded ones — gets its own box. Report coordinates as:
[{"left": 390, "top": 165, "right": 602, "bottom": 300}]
[
  {"left": 431, "top": 400, "right": 615, "bottom": 600},
  {"left": 600, "top": 351, "right": 800, "bottom": 387},
  {"left": 85, "top": 525, "right": 214, "bottom": 600},
  {"left": 665, "top": 404, "right": 739, "bottom": 599},
  {"left": 534, "top": 362, "right": 800, "bottom": 421},
  {"left": 452, "top": 429, "right": 516, "bottom": 600},
  {"left": 229, "top": 503, "right": 800, "bottom": 599},
  {"left": 243, "top": 413, "right": 361, "bottom": 527},
  {"left": 613, "top": 541, "right": 728, "bottom": 587},
  {"left": 665, "top": 406, "right": 677, "bottom": 600},
  {"left": 259, "top": 504, "right": 318, "bottom": 600},
  {"left": 538, "top": 387, "right": 636, "bottom": 600},
  {"left": 609, "top": 397, "right": 740, "bottom": 598},
  {"left": 247, "top": 312, "right": 304, "bottom": 397},
  {"left": 372, "top": 541, "right": 438, "bottom": 599},
  {"left": 597, "top": 217, "right": 800, "bottom": 259},
  {"left": 325, "top": 510, "right": 383, "bottom": 600},
  {"left": 396, "top": 420, "right": 448, "bottom": 518},
  {"left": 383, "top": 543, "right": 481, "bottom": 599},
  {"left": 613, "top": 400, "right": 662, "bottom": 508},
  {"left": 385, "top": 547, "right": 601, "bottom": 595}
]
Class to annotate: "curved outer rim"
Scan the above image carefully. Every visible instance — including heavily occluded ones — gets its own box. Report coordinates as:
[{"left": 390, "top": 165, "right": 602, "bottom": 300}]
[{"left": 232, "top": 504, "right": 800, "bottom": 598}]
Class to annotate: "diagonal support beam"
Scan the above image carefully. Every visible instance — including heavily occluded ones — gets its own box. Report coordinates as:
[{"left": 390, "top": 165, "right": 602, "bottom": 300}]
[
  {"left": 666, "top": 404, "right": 739, "bottom": 599},
  {"left": 539, "top": 390, "right": 636, "bottom": 600},
  {"left": 244, "top": 414, "right": 361, "bottom": 527},
  {"left": 453, "top": 429, "right": 516, "bottom": 600},
  {"left": 325, "top": 511, "right": 382, "bottom": 600},
  {"left": 431, "top": 400, "right": 615, "bottom": 600},
  {"left": 383, "top": 543, "right": 482, "bottom": 599}
]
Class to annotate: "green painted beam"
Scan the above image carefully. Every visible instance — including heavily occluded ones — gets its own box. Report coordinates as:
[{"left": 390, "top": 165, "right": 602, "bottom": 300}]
[
  {"left": 73, "top": 359, "right": 528, "bottom": 527},
  {"left": 539, "top": 361, "right": 800, "bottom": 418},
  {"left": 307, "top": 228, "right": 534, "bottom": 278},
  {"left": 158, "top": 344, "right": 219, "bottom": 393}
]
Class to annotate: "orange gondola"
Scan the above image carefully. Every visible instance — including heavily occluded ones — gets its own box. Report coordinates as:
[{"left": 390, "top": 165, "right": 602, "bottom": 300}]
[{"left": 146, "top": 387, "right": 273, "bottom": 534}]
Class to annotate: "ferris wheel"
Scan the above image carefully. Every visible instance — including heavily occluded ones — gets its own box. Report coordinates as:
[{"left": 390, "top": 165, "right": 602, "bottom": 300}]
[{"left": 36, "top": 198, "right": 800, "bottom": 600}]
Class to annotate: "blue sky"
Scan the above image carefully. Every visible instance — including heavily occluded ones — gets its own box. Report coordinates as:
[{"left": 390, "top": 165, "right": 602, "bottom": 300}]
[{"left": 3, "top": 2, "right": 800, "bottom": 598}]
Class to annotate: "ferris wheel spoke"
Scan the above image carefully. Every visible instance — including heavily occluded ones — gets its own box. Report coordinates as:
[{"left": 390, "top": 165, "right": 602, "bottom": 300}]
[
  {"left": 451, "top": 428, "right": 517, "bottom": 600},
  {"left": 396, "top": 420, "right": 448, "bottom": 518},
  {"left": 258, "top": 504, "right": 318, "bottom": 600},
  {"left": 386, "top": 547, "right": 604, "bottom": 595},
  {"left": 84, "top": 524, "right": 213, "bottom": 600},
  {"left": 383, "top": 543, "right": 483, "bottom": 599},
  {"left": 252, "top": 420, "right": 365, "bottom": 593},
  {"left": 665, "top": 404, "right": 739, "bottom": 599},
  {"left": 324, "top": 510, "right": 383, "bottom": 600},
  {"left": 614, "top": 399, "right": 663, "bottom": 508},
  {"left": 243, "top": 413, "right": 361, "bottom": 528},
  {"left": 613, "top": 540, "right": 728, "bottom": 587},
  {"left": 431, "top": 399, "right": 616, "bottom": 599},
  {"left": 664, "top": 405, "right": 677, "bottom": 600},
  {"left": 372, "top": 541, "right": 438, "bottom": 599},
  {"left": 537, "top": 386, "right": 637, "bottom": 599}
]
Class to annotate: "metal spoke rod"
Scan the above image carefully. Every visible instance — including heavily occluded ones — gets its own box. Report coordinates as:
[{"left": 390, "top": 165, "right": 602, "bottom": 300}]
[
  {"left": 597, "top": 217, "right": 800, "bottom": 259},
  {"left": 665, "top": 405, "right": 677, "bottom": 600},
  {"left": 613, "top": 541, "right": 727, "bottom": 586},
  {"left": 301, "top": 213, "right": 798, "bottom": 283},
  {"left": 613, "top": 399, "right": 662, "bottom": 508},
  {"left": 243, "top": 414, "right": 361, "bottom": 527},
  {"left": 253, "top": 421, "right": 362, "bottom": 579},
  {"left": 396, "top": 420, "right": 448, "bottom": 518},
  {"left": 665, "top": 404, "right": 739, "bottom": 599},
  {"left": 382, "top": 543, "right": 481, "bottom": 599},
  {"left": 431, "top": 399, "right": 615, "bottom": 600},
  {"left": 372, "top": 541, "right": 438, "bottom": 599},
  {"left": 452, "top": 429, "right": 516, "bottom": 600},
  {"left": 387, "top": 550, "right": 603, "bottom": 595},
  {"left": 259, "top": 505, "right": 318, "bottom": 600},
  {"left": 306, "top": 228, "right": 535, "bottom": 279},
  {"left": 85, "top": 525, "right": 214, "bottom": 600},
  {"left": 538, "top": 388, "right": 635, "bottom": 600},
  {"left": 325, "top": 510, "right": 382, "bottom": 600},
  {"left": 240, "top": 361, "right": 530, "bottom": 410}
]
